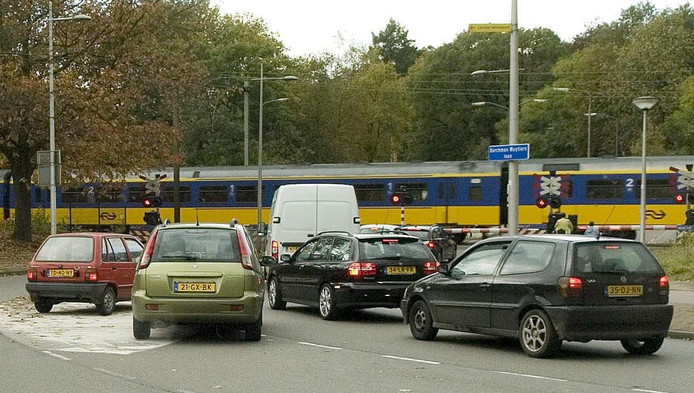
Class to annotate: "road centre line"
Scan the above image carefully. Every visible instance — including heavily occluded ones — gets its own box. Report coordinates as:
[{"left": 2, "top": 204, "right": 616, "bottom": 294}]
[
  {"left": 632, "top": 389, "right": 669, "bottom": 393},
  {"left": 381, "top": 355, "right": 440, "bottom": 365},
  {"left": 298, "top": 341, "right": 342, "bottom": 350},
  {"left": 42, "top": 351, "right": 71, "bottom": 361},
  {"left": 493, "top": 370, "right": 567, "bottom": 382}
]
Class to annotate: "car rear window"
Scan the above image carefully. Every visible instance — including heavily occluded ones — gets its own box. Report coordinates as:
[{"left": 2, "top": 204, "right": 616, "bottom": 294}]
[
  {"left": 400, "top": 229, "right": 429, "bottom": 241},
  {"left": 359, "top": 238, "right": 432, "bottom": 260},
  {"left": 35, "top": 237, "right": 94, "bottom": 262},
  {"left": 151, "top": 228, "right": 241, "bottom": 262},
  {"left": 572, "top": 242, "right": 664, "bottom": 274}
]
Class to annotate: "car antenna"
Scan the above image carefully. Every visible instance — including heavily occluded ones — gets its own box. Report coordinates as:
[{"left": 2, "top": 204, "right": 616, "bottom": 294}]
[{"left": 597, "top": 206, "right": 616, "bottom": 240}]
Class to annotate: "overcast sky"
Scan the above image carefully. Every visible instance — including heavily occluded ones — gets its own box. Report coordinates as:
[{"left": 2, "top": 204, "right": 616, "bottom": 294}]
[{"left": 213, "top": 0, "right": 690, "bottom": 57}]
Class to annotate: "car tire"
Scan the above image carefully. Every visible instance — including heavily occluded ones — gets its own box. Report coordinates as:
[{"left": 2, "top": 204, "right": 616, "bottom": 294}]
[
  {"left": 318, "top": 284, "right": 340, "bottom": 320},
  {"left": 268, "top": 276, "right": 286, "bottom": 310},
  {"left": 519, "top": 309, "right": 561, "bottom": 358},
  {"left": 133, "top": 316, "right": 151, "bottom": 340},
  {"left": 95, "top": 286, "right": 116, "bottom": 316},
  {"left": 409, "top": 300, "right": 438, "bottom": 341},
  {"left": 245, "top": 311, "right": 263, "bottom": 342},
  {"left": 620, "top": 337, "right": 665, "bottom": 355},
  {"left": 34, "top": 299, "right": 53, "bottom": 313}
]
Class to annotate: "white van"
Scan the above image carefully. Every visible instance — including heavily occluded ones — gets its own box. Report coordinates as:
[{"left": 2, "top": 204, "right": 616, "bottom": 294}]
[{"left": 265, "top": 184, "right": 360, "bottom": 259}]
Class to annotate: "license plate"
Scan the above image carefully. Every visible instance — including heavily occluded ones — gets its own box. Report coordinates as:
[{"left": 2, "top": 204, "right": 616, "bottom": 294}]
[
  {"left": 174, "top": 282, "right": 216, "bottom": 293},
  {"left": 606, "top": 285, "right": 643, "bottom": 297},
  {"left": 47, "top": 269, "right": 74, "bottom": 278},
  {"left": 287, "top": 246, "right": 298, "bottom": 253},
  {"left": 386, "top": 266, "right": 416, "bottom": 275}
]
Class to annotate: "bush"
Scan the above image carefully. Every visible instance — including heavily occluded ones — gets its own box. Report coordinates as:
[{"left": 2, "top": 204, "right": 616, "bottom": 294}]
[{"left": 652, "top": 232, "right": 694, "bottom": 281}]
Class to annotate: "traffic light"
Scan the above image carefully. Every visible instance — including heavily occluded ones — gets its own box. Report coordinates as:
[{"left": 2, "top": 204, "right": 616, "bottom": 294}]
[
  {"left": 142, "top": 196, "right": 163, "bottom": 208},
  {"left": 535, "top": 195, "right": 561, "bottom": 209},
  {"left": 674, "top": 193, "right": 685, "bottom": 204},
  {"left": 390, "top": 192, "right": 414, "bottom": 205},
  {"left": 143, "top": 211, "right": 162, "bottom": 226}
]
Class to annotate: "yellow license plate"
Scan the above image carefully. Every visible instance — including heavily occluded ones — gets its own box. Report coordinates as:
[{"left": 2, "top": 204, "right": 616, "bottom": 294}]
[
  {"left": 607, "top": 285, "right": 643, "bottom": 297},
  {"left": 287, "top": 246, "right": 298, "bottom": 253},
  {"left": 175, "top": 282, "right": 216, "bottom": 293},
  {"left": 386, "top": 266, "right": 416, "bottom": 275},
  {"left": 47, "top": 269, "right": 74, "bottom": 278}
]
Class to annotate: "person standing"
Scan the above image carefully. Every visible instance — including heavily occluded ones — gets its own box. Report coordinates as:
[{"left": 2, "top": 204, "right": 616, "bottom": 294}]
[
  {"left": 584, "top": 221, "right": 599, "bottom": 237},
  {"left": 554, "top": 213, "right": 574, "bottom": 234}
]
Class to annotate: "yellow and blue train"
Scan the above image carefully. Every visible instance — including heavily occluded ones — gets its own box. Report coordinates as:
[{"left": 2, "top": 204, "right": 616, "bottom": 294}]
[{"left": 2, "top": 155, "right": 693, "bottom": 235}]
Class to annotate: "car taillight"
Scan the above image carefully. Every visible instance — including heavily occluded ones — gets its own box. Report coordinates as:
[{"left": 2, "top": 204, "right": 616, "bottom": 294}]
[
  {"left": 424, "top": 261, "right": 439, "bottom": 275},
  {"left": 86, "top": 269, "right": 98, "bottom": 281},
  {"left": 27, "top": 267, "right": 38, "bottom": 281},
  {"left": 271, "top": 240, "right": 278, "bottom": 260},
  {"left": 236, "top": 230, "right": 254, "bottom": 270},
  {"left": 139, "top": 229, "right": 158, "bottom": 269},
  {"left": 557, "top": 276, "right": 583, "bottom": 298},
  {"left": 659, "top": 275, "right": 669, "bottom": 295},
  {"left": 348, "top": 262, "right": 377, "bottom": 277},
  {"left": 423, "top": 241, "right": 435, "bottom": 249}
]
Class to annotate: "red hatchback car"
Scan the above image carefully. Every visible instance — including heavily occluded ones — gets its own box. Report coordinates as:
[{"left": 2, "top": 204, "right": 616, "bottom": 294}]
[{"left": 25, "top": 233, "right": 144, "bottom": 315}]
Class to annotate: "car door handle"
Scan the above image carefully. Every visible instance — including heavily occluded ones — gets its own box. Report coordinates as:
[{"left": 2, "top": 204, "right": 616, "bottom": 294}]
[{"left": 479, "top": 283, "right": 491, "bottom": 290}]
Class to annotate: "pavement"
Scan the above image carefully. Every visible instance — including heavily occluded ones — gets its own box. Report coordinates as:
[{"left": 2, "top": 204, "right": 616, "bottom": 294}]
[{"left": 666, "top": 281, "right": 694, "bottom": 340}]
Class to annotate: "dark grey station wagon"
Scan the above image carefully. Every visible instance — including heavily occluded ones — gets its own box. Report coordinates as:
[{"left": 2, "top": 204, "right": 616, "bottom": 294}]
[{"left": 400, "top": 235, "right": 673, "bottom": 358}]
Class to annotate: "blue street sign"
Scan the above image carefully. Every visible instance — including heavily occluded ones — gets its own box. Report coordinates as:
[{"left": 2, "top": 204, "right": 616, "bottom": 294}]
[{"left": 488, "top": 143, "right": 530, "bottom": 161}]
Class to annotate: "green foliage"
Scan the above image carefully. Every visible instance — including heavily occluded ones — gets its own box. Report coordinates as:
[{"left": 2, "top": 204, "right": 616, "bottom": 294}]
[
  {"left": 652, "top": 233, "right": 694, "bottom": 281},
  {"left": 371, "top": 18, "right": 420, "bottom": 75}
]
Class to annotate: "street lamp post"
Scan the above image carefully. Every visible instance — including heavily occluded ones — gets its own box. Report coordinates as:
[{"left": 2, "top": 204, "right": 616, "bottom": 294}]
[
  {"left": 554, "top": 87, "right": 593, "bottom": 158},
  {"left": 471, "top": 99, "right": 546, "bottom": 111},
  {"left": 632, "top": 96, "right": 658, "bottom": 244},
  {"left": 47, "top": 3, "right": 91, "bottom": 234},
  {"left": 252, "top": 62, "right": 297, "bottom": 229}
]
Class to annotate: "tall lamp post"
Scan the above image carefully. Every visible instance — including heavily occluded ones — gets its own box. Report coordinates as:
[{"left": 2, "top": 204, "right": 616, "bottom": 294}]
[
  {"left": 632, "top": 96, "right": 658, "bottom": 244},
  {"left": 471, "top": 99, "right": 546, "bottom": 111},
  {"left": 47, "top": 3, "right": 91, "bottom": 234},
  {"left": 253, "top": 62, "right": 297, "bottom": 229},
  {"left": 554, "top": 87, "right": 594, "bottom": 158}
]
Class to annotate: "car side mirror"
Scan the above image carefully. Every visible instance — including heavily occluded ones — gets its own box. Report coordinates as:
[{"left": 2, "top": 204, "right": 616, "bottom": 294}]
[
  {"left": 280, "top": 254, "right": 292, "bottom": 263},
  {"left": 260, "top": 255, "right": 277, "bottom": 266},
  {"left": 257, "top": 222, "right": 268, "bottom": 237},
  {"left": 438, "top": 263, "right": 450, "bottom": 275}
]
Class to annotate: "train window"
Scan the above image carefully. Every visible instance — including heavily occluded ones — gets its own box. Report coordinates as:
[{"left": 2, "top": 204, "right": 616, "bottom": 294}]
[
  {"left": 469, "top": 185, "right": 483, "bottom": 201},
  {"left": 354, "top": 184, "right": 385, "bottom": 202},
  {"left": 34, "top": 188, "right": 42, "bottom": 203},
  {"left": 162, "top": 186, "right": 191, "bottom": 203},
  {"left": 128, "top": 186, "right": 148, "bottom": 203},
  {"left": 396, "top": 183, "right": 428, "bottom": 201},
  {"left": 635, "top": 178, "right": 671, "bottom": 199},
  {"left": 200, "top": 186, "right": 228, "bottom": 203},
  {"left": 62, "top": 186, "right": 95, "bottom": 204},
  {"left": 586, "top": 179, "right": 623, "bottom": 199},
  {"left": 96, "top": 184, "right": 125, "bottom": 203},
  {"left": 236, "top": 185, "right": 266, "bottom": 203},
  {"left": 437, "top": 184, "right": 456, "bottom": 201}
]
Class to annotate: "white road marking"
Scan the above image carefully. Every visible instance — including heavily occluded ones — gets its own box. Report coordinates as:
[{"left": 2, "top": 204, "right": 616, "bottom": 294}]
[
  {"left": 298, "top": 341, "right": 342, "bottom": 350},
  {"left": 493, "top": 370, "right": 567, "bottom": 382},
  {"left": 93, "top": 367, "right": 137, "bottom": 380},
  {"left": 42, "top": 350, "right": 71, "bottom": 361},
  {"left": 381, "top": 355, "right": 440, "bottom": 365},
  {"left": 633, "top": 389, "right": 669, "bottom": 393}
]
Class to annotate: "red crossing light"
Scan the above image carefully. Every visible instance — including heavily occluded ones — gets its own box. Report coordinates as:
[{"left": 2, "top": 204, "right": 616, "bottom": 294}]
[
  {"left": 535, "top": 196, "right": 548, "bottom": 209},
  {"left": 391, "top": 193, "right": 402, "bottom": 205},
  {"left": 674, "top": 193, "right": 685, "bottom": 204}
]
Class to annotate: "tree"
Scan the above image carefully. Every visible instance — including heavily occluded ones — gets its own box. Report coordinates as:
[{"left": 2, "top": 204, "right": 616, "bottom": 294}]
[{"left": 371, "top": 19, "right": 420, "bottom": 75}]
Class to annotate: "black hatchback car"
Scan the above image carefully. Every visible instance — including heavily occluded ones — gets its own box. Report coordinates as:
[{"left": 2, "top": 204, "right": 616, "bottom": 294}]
[
  {"left": 262, "top": 232, "right": 439, "bottom": 320},
  {"left": 400, "top": 235, "right": 673, "bottom": 358}
]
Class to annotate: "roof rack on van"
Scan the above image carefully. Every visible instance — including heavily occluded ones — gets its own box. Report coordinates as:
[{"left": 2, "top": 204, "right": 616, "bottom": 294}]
[{"left": 317, "top": 230, "right": 353, "bottom": 236}]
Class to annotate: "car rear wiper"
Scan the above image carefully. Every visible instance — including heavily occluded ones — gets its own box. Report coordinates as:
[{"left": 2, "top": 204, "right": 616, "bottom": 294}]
[
  {"left": 373, "top": 256, "right": 403, "bottom": 260},
  {"left": 160, "top": 255, "right": 198, "bottom": 261},
  {"left": 592, "top": 269, "right": 629, "bottom": 274}
]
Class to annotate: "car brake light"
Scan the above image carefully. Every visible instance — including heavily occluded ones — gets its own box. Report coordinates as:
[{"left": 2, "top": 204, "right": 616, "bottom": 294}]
[
  {"left": 86, "top": 269, "right": 98, "bottom": 281},
  {"left": 139, "top": 229, "right": 158, "bottom": 269},
  {"left": 348, "top": 262, "right": 377, "bottom": 277},
  {"left": 236, "top": 230, "right": 254, "bottom": 270},
  {"left": 271, "top": 240, "right": 278, "bottom": 260},
  {"left": 27, "top": 267, "right": 38, "bottom": 281},
  {"left": 659, "top": 275, "right": 669, "bottom": 295},
  {"left": 557, "top": 276, "right": 583, "bottom": 298},
  {"left": 424, "top": 241, "right": 435, "bottom": 249},
  {"left": 424, "top": 261, "right": 439, "bottom": 275}
]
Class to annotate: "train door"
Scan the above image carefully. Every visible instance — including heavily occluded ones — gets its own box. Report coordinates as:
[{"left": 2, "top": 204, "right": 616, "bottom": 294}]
[
  {"left": 499, "top": 164, "right": 509, "bottom": 226},
  {"left": 437, "top": 180, "right": 457, "bottom": 224}
]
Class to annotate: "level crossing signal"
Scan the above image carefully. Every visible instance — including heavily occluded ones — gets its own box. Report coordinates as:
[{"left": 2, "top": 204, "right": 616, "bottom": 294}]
[
  {"left": 390, "top": 192, "right": 414, "bottom": 205},
  {"left": 535, "top": 195, "right": 562, "bottom": 209},
  {"left": 143, "top": 196, "right": 163, "bottom": 208}
]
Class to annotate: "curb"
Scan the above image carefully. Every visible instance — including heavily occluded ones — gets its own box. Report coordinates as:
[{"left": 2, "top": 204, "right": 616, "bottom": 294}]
[
  {"left": 0, "top": 269, "right": 25, "bottom": 277},
  {"left": 667, "top": 330, "right": 694, "bottom": 340}
]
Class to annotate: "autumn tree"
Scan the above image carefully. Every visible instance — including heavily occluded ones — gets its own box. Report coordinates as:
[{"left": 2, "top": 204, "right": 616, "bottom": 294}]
[{"left": 371, "top": 19, "right": 421, "bottom": 75}]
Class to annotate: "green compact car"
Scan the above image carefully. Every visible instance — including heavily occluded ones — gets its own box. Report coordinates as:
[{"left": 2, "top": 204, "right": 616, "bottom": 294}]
[{"left": 131, "top": 222, "right": 265, "bottom": 341}]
